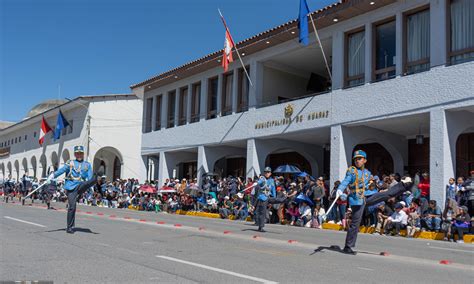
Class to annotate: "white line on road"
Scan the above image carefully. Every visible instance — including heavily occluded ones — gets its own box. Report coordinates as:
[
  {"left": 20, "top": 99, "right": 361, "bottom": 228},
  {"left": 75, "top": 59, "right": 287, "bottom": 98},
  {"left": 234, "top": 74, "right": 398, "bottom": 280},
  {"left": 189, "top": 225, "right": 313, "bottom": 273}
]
[
  {"left": 428, "top": 245, "right": 474, "bottom": 254},
  {"left": 156, "top": 255, "right": 278, "bottom": 284},
  {"left": 357, "top": 267, "right": 375, "bottom": 271},
  {"left": 4, "top": 216, "right": 46, "bottom": 227}
]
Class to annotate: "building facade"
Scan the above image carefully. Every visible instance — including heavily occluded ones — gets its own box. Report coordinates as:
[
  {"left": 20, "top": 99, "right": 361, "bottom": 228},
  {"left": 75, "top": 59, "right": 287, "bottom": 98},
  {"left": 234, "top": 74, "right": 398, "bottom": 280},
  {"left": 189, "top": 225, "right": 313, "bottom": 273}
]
[
  {"left": 0, "top": 94, "right": 146, "bottom": 182},
  {"left": 133, "top": 0, "right": 474, "bottom": 206}
]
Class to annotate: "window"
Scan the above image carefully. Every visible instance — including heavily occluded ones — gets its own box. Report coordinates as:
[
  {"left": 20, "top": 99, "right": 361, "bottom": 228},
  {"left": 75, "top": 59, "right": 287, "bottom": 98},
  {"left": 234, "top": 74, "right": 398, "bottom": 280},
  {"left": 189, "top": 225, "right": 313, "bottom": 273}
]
[
  {"left": 237, "top": 66, "right": 250, "bottom": 112},
  {"left": 168, "top": 90, "right": 176, "bottom": 128},
  {"left": 144, "top": 97, "right": 153, "bottom": 133},
  {"left": 222, "top": 73, "right": 233, "bottom": 116},
  {"left": 33, "top": 131, "right": 36, "bottom": 138},
  {"left": 345, "top": 29, "right": 365, "bottom": 87},
  {"left": 191, "top": 83, "right": 201, "bottom": 123},
  {"left": 24, "top": 135, "right": 27, "bottom": 141},
  {"left": 449, "top": 0, "right": 474, "bottom": 65},
  {"left": 15, "top": 137, "right": 17, "bottom": 143},
  {"left": 178, "top": 87, "right": 188, "bottom": 126},
  {"left": 19, "top": 136, "right": 21, "bottom": 143},
  {"left": 207, "top": 77, "right": 218, "bottom": 119},
  {"left": 154, "top": 95, "right": 162, "bottom": 130},
  {"left": 373, "top": 19, "right": 396, "bottom": 81},
  {"left": 404, "top": 8, "right": 430, "bottom": 75}
]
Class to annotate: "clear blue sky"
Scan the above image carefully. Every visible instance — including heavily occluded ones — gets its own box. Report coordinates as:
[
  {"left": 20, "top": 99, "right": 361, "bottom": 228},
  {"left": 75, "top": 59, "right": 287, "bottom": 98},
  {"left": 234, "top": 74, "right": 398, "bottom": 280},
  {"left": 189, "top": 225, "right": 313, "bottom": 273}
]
[{"left": 0, "top": 0, "right": 335, "bottom": 122}]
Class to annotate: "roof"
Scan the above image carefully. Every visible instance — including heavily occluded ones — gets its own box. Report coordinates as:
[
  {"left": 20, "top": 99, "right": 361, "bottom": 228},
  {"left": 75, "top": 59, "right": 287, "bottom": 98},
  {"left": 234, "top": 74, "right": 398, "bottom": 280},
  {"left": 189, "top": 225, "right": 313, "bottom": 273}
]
[
  {"left": 0, "top": 121, "right": 15, "bottom": 130},
  {"left": 130, "top": 0, "right": 395, "bottom": 91},
  {"left": 0, "top": 94, "right": 136, "bottom": 133}
]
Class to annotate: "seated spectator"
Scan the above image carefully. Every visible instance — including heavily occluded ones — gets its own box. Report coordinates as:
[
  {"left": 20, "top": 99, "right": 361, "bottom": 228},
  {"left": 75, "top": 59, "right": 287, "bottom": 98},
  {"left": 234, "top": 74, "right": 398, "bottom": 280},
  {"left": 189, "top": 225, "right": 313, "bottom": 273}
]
[
  {"left": 375, "top": 202, "right": 393, "bottom": 234},
  {"left": 384, "top": 203, "right": 408, "bottom": 236},
  {"left": 298, "top": 201, "right": 312, "bottom": 227},
  {"left": 219, "top": 196, "right": 232, "bottom": 219},
  {"left": 168, "top": 195, "right": 179, "bottom": 213},
  {"left": 406, "top": 199, "right": 421, "bottom": 238},
  {"left": 312, "top": 203, "right": 325, "bottom": 229},
  {"left": 286, "top": 201, "right": 300, "bottom": 226},
  {"left": 421, "top": 200, "right": 442, "bottom": 232},
  {"left": 194, "top": 192, "right": 207, "bottom": 211},
  {"left": 206, "top": 195, "right": 218, "bottom": 213},
  {"left": 233, "top": 193, "right": 248, "bottom": 221},
  {"left": 418, "top": 172, "right": 430, "bottom": 200},
  {"left": 449, "top": 206, "right": 471, "bottom": 243}
]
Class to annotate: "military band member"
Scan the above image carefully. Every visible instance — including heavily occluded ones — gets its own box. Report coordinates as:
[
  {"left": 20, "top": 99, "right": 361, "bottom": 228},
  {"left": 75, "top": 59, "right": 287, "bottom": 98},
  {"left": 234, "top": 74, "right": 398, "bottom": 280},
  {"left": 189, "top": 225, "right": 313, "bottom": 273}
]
[
  {"left": 336, "top": 150, "right": 412, "bottom": 255},
  {"left": 47, "top": 145, "right": 102, "bottom": 234}
]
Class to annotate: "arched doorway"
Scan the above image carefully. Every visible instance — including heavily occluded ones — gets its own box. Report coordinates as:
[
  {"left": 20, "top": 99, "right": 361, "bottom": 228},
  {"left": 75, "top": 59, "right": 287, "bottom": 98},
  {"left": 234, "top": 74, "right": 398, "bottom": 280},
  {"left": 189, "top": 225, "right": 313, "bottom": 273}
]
[
  {"left": 213, "top": 156, "right": 246, "bottom": 178},
  {"left": 353, "top": 143, "right": 394, "bottom": 177},
  {"left": 22, "top": 158, "right": 28, "bottom": 176},
  {"left": 62, "top": 149, "right": 70, "bottom": 164},
  {"left": 456, "top": 132, "right": 474, "bottom": 178},
  {"left": 14, "top": 160, "right": 20, "bottom": 180},
  {"left": 265, "top": 151, "right": 312, "bottom": 174},
  {"left": 93, "top": 147, "right": 123, "bottom": 181},
  {"left": 51, "top": 152, "right": 59, "bottom": 171},
  {"left": 39, "top": 154, "right": 47, "bottom": 178},
  {"left": 30, "top": 156, "right": 37, "bottom": 178}
]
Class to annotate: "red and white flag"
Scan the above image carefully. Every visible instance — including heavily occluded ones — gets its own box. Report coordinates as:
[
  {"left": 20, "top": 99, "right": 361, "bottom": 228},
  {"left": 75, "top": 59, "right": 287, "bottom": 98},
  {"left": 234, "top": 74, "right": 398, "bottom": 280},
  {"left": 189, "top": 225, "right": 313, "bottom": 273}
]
[
  {"left": 39, "top": 116, "right": 52, "bottom": 146},
  {"left": 220, "top": 14, "right": 235, "bottom": 72}
]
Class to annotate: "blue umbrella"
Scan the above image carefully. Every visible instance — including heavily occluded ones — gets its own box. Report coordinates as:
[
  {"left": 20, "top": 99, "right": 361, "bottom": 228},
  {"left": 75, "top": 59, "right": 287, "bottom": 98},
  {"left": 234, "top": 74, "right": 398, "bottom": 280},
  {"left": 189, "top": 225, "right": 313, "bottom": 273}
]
[
  {"left": 295, "top": 193, "right": 314, "bottom": 206},
  {"left": 297, "top": 172, "right": 315, "bottom": 180},
  {"left": 273, "top": 164, "right": 301, "bottom": 174}
]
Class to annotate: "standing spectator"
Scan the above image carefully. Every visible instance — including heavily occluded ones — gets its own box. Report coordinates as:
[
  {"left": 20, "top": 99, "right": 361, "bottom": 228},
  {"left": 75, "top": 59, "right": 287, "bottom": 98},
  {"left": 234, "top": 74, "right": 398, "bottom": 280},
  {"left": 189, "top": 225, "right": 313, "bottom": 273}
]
[
  {"left": 443, "top": 198, "right": 458, "bottom": 241},
  {"left": 456, "top": 177, "right": 466, "bottom": 206},
  {"left": 445, "top": 178, "right": 456, "bottom": 204},
  {"left": 418, "top": 172, "right": 430, "bottom": 200},
  {"left": 312, "top": 177, "right": 325, "bottom": 207},
  {"left": 422, "top": 200, "right": 442, "bottom": 232},
  {"left": 465, "top": 170, "right": 474, "bottom": 216}
]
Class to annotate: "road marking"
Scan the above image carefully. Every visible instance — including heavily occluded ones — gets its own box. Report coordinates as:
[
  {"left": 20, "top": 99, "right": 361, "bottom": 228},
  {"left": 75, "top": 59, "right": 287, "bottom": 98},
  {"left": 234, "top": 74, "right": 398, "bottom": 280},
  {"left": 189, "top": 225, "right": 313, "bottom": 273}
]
[
  {"left": 357, "top": 267, "right": 374, "bottom": 271},
  {"left": 428, "top": 245, "right": 474, "bottom": 254},
  {"left": 4, "top": 216, "right": 46, "bottom": 228},
  {"left": 156, "top": 255, "right": 278, "bottom": 284}
]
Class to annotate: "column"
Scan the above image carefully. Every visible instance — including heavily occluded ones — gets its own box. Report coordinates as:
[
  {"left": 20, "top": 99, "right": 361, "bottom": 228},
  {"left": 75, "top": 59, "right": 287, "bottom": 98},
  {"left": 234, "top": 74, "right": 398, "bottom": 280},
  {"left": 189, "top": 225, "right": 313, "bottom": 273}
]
[
  {"left": 231, "top": 69, "right": 239, "bottom": 114},
  {"left": 395, "top": 11, "right": 403, "bottom": 76},
  {"left": 151, "top": 96, "right": 157, "bottom": 131},
  {"left": 174, "top": 88, "right": 180, "bottom": 127},
  {"left": 245, "top": 139, "right": 261, "bottom": 179},
  {"left": 197, "top": 146, "right": 209, "bottom": 186},
  {"left": 248, "top": 60, "right": 263, "bottom": 110},
  {"left": 158, "top": 151, "right": 169, "bottom": 186},
  {"left": 216, "top": 73, "right": 223, "bottom": 116},
  {"left": 199, "top": 78, "right": 208, "bottom": 122},
  {"left": 186, "top": 84, "right": 192, "bottom": 124},
  {"left": 331, "top": 31, "right": 344, "bottom": 90},
  {"left": 364, "top": 23, "right": 373, "bottom": 83},
  {"left": 430, "top": 0, "right": 448, "bottom": 67},
  {"left": 161, "top": 92, "right": 169, "bottom": 129},
  {"left": 329, "top": 125, "right": 350, "bottom": 190},
  {"left": 429, "top": 109, "right": 454, "bottom": 207}
]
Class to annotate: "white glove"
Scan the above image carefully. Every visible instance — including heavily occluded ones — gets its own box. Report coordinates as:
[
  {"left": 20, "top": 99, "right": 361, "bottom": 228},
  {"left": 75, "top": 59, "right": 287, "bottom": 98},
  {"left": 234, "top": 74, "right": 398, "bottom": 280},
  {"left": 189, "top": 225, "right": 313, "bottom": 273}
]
[
  {"left": 47, "top": 173, "right": 55, "bottom": 182},
  {"left": 401, "top": 177, "right": 412, "bottom": 184},
  {"left": 336, "top": 190, "right": 343, "bottom": 197}
]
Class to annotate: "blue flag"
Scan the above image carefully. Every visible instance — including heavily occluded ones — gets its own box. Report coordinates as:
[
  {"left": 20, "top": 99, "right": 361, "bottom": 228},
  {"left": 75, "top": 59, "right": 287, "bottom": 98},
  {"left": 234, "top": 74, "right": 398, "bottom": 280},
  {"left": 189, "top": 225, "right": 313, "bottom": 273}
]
[
  {"left": 298, "top": 0, "right": 310, "bottom": 45},
  {"left": 54, "top": 110, "right": 69, "bottom": 140}
]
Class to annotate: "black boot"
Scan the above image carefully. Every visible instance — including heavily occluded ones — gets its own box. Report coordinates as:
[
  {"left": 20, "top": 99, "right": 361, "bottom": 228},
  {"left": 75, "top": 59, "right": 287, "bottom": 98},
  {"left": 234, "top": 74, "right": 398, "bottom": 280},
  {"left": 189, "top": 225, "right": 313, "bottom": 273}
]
[
  {"left": 342, "top": 246, "right": 357, "bottom": 255},
  {"left": 258, "top": 227, "right": 266, "bottom": 232},
  {"left": 66, "top": 228, "right": 74, "bottom": 234}
]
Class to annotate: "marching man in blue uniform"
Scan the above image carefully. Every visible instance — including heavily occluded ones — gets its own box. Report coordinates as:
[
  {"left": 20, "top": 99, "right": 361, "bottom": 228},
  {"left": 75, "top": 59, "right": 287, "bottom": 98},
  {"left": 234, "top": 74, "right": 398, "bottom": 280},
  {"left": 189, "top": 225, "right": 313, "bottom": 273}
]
[
  {"left": 47, "top": 145, "right": 102, "bottom": 234},
  {"left": 252, "top": 167, "right": 286, "bottom": 232},
  {"left": 336, "top": 150, "right": 412, "bottom": 255}
]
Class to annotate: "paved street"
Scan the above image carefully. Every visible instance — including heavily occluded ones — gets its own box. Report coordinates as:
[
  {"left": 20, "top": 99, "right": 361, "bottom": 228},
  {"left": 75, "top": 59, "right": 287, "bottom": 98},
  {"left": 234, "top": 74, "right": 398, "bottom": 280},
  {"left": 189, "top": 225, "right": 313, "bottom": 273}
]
[{"left": 1, "top": 201, "right": 473, "bottom": 284}]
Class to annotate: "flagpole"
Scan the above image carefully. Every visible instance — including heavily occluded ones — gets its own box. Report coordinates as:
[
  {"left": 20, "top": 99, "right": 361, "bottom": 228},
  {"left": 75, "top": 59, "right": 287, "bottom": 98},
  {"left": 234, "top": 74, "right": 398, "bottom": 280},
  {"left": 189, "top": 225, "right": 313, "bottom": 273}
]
[
  {"left": 218, "top": 9, "right": 253, "bottom": 87},
  {"left": 308, "top": 13, "right": 332, "bottom": 82}
]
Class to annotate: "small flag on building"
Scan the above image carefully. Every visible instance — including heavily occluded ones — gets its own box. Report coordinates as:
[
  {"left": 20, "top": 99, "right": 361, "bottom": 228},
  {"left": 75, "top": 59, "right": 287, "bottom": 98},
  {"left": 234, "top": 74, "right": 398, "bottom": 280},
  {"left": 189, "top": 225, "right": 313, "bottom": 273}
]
[
  {"left": 54, "top": 110, "right": 69, "bottom": 140},
  {"left": 39, "top": 116, "right": 52, "bottom": 146},
  {"left": 298, "top": 0, "right": 310, "bottom": 46},
  {"left": 220, "top": 12, "right": 235, "bottom": 72}
]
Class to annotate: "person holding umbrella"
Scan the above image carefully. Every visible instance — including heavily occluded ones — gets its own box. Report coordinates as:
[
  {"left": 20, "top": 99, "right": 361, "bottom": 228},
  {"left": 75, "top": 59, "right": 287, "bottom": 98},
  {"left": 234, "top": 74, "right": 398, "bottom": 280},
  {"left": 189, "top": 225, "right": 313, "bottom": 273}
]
[{"left": 335, "top": 150, "right": 412, "bottom": 254}]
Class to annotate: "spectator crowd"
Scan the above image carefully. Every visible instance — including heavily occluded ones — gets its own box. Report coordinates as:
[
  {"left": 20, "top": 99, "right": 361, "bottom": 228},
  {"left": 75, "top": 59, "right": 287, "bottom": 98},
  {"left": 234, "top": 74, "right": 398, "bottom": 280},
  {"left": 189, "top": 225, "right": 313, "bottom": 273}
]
[{"left": 2, "top": 168, "right": 474, "bottom": 243}]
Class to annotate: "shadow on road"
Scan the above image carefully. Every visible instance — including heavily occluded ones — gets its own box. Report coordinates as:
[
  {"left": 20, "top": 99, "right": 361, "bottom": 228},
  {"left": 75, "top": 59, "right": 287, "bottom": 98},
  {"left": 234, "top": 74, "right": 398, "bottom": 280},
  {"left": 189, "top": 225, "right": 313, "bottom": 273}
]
[
  {"left": 43, "top": 227, "right": 99, "bottom": 234},
  {"left": 311, "top": 245, "right": 344, "bottom": 255},
  {"left": 241, "top": 228, "right": 282, "bottom": 234}
]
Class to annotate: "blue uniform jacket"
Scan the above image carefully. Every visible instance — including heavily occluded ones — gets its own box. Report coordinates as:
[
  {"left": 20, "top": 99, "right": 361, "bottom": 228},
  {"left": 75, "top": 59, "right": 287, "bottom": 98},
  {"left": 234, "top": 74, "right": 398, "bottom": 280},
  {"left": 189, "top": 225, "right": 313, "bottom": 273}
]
[
  {"left": 257, "top": 177, "right": 276, "bottom": 202},
  {"left": 337, "top": 166, "right": 373, "bottom": 206},
  {"left": 53, "top": 159, "right": 92, "bottom": 191}
]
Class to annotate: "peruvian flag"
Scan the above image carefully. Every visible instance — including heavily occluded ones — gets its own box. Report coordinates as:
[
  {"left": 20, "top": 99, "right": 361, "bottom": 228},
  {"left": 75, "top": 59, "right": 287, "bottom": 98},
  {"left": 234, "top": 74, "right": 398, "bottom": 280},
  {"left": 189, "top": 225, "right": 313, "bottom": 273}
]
[
  {"left": 39, "top": 116, "right": 52, "bottom": 146},
  {"left": 220, "top": 13, "right": 235, "bottom": 72}
]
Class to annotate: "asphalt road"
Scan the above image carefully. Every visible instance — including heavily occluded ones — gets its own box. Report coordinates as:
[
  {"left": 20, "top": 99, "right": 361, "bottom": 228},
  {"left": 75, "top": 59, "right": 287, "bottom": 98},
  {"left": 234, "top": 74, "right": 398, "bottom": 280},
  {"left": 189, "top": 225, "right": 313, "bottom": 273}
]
[{"left": 1, "top": 200, "right": 473, "bottom": 284}]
